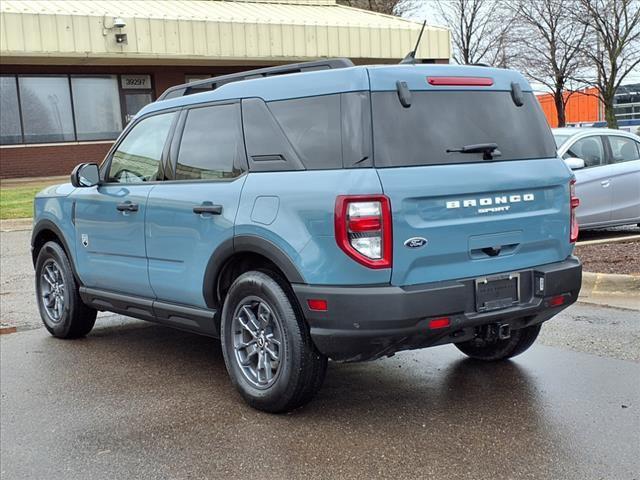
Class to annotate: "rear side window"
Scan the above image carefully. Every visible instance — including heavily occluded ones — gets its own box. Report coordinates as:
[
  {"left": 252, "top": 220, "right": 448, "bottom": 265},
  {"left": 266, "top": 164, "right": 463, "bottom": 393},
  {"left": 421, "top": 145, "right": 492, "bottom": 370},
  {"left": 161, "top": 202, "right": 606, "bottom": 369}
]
[
  {"left": 372, "top": 91, "right": 557, "bottom": 167},
  {"left": 242, "top": 93, "right": 372, "bottom": 171},
  {"left": 608, "top": 136, "right": 640, "bottom": 163},
  {"left": 175, "top": 103, "right": 245, "bottom": 180},
  {"left": 267, "top": 95, "right": 342, "bottom": 169}
]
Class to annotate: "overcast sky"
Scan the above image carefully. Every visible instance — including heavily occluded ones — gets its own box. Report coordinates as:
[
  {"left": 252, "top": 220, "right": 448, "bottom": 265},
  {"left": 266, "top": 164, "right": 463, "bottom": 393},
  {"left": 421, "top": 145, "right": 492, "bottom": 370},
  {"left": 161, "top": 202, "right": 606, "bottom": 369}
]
[{"left": 406, "top": 0, "right": 640, "bottom": 91}]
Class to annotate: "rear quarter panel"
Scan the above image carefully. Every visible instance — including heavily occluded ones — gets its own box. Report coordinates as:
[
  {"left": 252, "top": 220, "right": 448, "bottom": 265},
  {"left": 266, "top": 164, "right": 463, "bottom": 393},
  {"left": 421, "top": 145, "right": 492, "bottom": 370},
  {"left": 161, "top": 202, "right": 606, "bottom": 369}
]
[{"left": 236, "top": 169, "right": 390, "bottom": 285}]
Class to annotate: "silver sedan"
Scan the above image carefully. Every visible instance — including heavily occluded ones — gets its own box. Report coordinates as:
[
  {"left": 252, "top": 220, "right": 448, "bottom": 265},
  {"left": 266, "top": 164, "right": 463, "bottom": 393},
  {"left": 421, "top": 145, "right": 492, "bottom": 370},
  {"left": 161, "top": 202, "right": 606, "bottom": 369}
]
[{"left": 553, "top": 128, "right": 640, "bottom": 229}]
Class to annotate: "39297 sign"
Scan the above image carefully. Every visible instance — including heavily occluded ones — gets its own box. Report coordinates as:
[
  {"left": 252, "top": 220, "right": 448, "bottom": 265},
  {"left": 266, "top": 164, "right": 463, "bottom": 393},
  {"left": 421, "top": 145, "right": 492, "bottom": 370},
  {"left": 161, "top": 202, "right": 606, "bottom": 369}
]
[{"left": 121, "top": 75, "right": 151, "bottom": 90}]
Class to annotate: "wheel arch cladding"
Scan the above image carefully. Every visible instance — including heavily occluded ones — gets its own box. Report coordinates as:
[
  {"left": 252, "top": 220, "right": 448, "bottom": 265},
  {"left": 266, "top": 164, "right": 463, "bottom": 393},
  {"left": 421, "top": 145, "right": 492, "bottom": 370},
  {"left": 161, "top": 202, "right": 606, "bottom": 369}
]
[
  {"left": 202, "top": 235, "right": 305, "bottom": 309},
  {"left": 32, "top": 221, "right": 71, "bottom": 267},
  {"left": 32, "top": 220, "right": 85, "bottom": 288}
]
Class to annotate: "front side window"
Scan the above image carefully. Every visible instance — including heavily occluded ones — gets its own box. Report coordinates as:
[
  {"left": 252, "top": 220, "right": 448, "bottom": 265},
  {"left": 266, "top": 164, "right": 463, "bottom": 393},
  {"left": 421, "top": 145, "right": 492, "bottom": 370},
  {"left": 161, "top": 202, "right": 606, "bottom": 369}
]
[
  {"left": 108, "top": 112, "right": 176, "bottom": 183},
  {"left": 608, "top": 136, "right": 640, "bottom": 163},
  {"left": 18, "top": 76, "right": 75, "bottom": 143},
  {"left": 71, "top": 76, "right": 122, "bottom": 141},
  {"left": 175, "top": 104, "right": 244, "bottom": 180},
  {"left": 563, "top": 136, "right": 605, "bottom": 168}
]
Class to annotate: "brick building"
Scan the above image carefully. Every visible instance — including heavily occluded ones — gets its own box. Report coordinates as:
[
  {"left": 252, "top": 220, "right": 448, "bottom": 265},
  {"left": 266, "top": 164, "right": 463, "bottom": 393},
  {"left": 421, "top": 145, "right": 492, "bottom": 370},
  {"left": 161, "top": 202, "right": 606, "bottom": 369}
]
[{"left": 0, "top": 0, "right": 451, "bottom": 178}]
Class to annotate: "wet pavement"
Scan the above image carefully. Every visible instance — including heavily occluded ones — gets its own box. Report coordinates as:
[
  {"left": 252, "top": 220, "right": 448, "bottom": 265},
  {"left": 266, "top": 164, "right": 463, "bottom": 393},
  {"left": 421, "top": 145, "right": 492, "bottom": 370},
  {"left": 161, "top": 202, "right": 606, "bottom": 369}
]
[
  {"left": 2, "top": 231, "right": 640, "bottom": 479},
  {"left": 1, "top": 317, "right": 639, "bottom": 480}
]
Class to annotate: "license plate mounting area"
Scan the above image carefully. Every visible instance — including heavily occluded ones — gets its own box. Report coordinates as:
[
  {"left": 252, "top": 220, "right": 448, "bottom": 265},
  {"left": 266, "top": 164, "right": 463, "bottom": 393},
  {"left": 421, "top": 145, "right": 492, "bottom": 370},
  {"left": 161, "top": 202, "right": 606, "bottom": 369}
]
[{"left": 475, "top": 273, "right": 519, "bottom": 312}]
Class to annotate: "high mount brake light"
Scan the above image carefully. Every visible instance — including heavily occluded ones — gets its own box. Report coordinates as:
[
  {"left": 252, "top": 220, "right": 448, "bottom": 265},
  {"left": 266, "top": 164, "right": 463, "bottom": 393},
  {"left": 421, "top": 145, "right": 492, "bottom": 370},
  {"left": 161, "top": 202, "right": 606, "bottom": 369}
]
[
  {"left": 570, "top": 179, "right": 580, "bottom": 243},
  {"left": 427, "top": 76, "right": 494, "bottom": 87},
  {"left": 335, "top": 195, "right": 392, "bottom": 269}
]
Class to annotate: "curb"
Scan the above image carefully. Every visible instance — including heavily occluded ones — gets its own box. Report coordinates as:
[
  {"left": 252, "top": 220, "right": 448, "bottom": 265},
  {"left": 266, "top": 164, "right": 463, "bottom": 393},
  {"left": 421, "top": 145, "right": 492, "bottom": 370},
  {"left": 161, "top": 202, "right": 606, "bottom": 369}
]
[
  {"left": 577, "top": 234, "right": 640, "bottom": 246},
  {"left": 0, "top": 175, "right": 67, "bottom": 188},
  {"left": 0, "top": 218, "right": 32, "bottom": 232},
  {"left": 581, "top": 272, "right": 640, "bottom": 297}
]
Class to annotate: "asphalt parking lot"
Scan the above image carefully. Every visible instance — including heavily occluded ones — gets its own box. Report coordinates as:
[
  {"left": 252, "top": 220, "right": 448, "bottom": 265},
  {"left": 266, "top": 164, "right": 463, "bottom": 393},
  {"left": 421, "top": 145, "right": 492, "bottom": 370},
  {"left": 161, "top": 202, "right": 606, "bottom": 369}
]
[{"left": 1, "top": 229, "right": 639, "bottom": 479}]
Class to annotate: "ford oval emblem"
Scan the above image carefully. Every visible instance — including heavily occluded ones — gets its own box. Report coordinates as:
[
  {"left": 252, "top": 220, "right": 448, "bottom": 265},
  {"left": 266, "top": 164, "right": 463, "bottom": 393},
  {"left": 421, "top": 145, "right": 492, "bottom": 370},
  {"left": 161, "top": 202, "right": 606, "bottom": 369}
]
[{"left": 404, "top": 237, "right": 428, "bottom": 249}]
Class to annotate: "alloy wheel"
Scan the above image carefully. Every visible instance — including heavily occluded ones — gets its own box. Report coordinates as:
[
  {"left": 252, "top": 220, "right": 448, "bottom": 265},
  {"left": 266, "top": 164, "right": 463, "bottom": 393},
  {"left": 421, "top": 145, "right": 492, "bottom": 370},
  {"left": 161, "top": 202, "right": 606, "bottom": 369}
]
[
  {"left": 232, "top": 297, "right": 284, "bottom": 389},
  {"left": 39, "top": 259, "right": 66, "bottom": 323}
]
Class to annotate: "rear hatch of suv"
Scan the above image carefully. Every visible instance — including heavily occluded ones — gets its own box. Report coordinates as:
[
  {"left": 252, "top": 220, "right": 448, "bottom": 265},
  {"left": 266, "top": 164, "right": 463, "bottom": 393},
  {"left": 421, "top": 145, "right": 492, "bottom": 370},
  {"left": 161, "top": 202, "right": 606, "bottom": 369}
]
[{"left": 368, "top": 65, "right": 574, "bottom": 287}]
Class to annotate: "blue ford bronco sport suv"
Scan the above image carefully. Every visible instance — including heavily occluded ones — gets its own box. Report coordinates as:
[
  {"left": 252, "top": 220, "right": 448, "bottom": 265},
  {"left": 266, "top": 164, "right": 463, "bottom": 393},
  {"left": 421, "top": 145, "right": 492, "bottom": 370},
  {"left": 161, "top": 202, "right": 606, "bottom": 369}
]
[{"left": 32, "top": 59, "right": 582, "bottom": 413}]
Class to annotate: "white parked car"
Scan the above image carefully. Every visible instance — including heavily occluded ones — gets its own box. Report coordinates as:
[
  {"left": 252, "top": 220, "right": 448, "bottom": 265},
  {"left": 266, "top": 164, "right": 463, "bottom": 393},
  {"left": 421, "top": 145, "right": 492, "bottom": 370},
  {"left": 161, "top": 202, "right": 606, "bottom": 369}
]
[{"left": 553, "top": 128, "right": 640, "bottom": 229}]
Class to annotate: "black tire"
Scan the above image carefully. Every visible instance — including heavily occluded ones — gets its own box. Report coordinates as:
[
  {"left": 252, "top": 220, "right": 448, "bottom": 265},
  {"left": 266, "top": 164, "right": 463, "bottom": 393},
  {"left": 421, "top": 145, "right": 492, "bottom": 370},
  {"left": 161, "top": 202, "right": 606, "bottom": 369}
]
[
  {"left": 454, "top": 323, "right": 541, "bottom": 361},
  {"left": 220, "top": 270, "right": 327, "bottom": 413},
  {"left": 35, "top": 241, "right": 97, "bottom": 338}
]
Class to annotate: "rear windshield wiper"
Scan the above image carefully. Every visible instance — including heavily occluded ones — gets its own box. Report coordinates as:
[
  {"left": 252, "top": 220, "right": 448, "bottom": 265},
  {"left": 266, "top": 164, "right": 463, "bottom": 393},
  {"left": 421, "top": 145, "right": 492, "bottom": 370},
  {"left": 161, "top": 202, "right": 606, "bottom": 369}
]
[{"left": 446, "top": 143, "right": 502, "bottom": 160}]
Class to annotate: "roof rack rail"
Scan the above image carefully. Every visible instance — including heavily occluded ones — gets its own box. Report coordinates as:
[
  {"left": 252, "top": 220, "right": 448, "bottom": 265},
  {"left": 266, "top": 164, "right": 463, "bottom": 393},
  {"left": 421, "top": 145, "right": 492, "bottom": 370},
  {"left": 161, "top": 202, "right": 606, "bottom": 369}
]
[{"left": 157, "top": 58, "right": 355, "bottom": 101}]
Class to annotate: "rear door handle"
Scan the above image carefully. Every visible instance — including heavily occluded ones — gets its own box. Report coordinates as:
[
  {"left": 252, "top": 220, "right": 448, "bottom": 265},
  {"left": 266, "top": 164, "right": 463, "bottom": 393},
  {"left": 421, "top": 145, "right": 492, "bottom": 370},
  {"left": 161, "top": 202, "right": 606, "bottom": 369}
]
[
  {"left": 193, "top": 204, "right": 223, "bottom": 215},
  {"left": 116, "top": 201, "right": 139, "bottom": 212},
  {"left": 601, "top": 180, "right": 610, "bottom": 187}
]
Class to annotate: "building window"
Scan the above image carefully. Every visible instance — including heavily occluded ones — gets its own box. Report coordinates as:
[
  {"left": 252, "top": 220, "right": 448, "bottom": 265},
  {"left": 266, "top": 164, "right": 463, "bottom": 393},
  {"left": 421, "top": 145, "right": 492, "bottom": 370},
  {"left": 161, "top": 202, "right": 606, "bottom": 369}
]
[
  {"left": 0, "top": 74, "right": 154, "bottom": 146},
  {"left": 124, "top": 93, "right": 153, "bottom": 123},
  {"left": 71, "top": 76, "right": 123, "bottom": 141},
  {"left": 18, "top": 76, "right": 75, "bottom": 143},
  {"left": 119, "top": 75, "right": 154, "bottom": 123},
  {"left": 0, "top": 76, "right": 22, "bottom": 145},
  {"left": 183, "top": 75, "right": 215, "bottom": 95},
  {"left": 185, "top": 75, "right": 211, "bottom": 83}
]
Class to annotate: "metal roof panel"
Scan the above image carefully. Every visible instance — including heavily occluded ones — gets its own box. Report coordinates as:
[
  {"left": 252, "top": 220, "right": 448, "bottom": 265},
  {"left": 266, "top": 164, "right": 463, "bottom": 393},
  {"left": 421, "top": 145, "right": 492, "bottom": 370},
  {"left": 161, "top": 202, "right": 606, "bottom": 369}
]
[{"left": 0, "top": 0, "right": 451, "bottom": 62}]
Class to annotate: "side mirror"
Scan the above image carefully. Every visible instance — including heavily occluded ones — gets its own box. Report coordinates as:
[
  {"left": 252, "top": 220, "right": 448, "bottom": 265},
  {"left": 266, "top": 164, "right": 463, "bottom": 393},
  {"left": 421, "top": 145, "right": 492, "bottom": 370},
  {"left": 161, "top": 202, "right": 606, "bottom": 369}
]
[
  {"left": 70, "top": 163, "right": 100, "bottom": 188},
  {"left": 564, "top": 157, "right": 585, "bottom": 170}
]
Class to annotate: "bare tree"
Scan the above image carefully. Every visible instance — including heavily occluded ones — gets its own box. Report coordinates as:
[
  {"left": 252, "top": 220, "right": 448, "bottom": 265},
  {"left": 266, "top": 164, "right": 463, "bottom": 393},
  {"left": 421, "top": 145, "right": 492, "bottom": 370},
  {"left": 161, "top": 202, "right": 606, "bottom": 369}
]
[
  {"left": 434, "top": 0, "right": 515, "bottom": 66},
  {"left": 574, "top": 0, "right": 640, "bottom": 128},
  {"left": 510, "top": 0, "right": 588, "bottom": 127},
  {"left": 336, "top": 0, "right": 414, "bottom": 16}
]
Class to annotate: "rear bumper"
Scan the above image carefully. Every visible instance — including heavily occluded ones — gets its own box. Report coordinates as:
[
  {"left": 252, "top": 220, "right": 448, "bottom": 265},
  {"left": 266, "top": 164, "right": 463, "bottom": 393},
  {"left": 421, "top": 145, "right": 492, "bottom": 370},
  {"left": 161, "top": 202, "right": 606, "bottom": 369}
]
[{"left": 293, "top": 256, "right": 582, "bottom": 361}]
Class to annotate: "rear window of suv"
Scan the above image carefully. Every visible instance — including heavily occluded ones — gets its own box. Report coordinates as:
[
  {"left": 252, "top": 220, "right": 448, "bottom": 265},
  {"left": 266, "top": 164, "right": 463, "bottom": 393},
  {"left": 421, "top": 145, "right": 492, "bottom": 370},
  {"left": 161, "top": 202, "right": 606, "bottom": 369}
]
[{"left": 372, "top": 90, "right": 557, "bottom": 167}]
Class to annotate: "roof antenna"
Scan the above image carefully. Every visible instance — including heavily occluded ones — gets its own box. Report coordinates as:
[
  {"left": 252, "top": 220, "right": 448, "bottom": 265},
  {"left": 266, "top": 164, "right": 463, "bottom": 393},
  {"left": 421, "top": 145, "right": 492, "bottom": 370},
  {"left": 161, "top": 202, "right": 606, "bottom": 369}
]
[{"left": 400, "top": 20, "right": 427, "bottom": 65}]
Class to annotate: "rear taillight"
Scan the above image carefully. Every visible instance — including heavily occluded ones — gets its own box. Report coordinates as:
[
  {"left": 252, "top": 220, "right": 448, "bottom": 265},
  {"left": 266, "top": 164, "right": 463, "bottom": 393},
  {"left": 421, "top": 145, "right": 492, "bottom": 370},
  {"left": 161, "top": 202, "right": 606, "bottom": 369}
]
[
  {"left": 570, "top": 179, "right": 580, "bottom": 243},
  {"left": 335, "top": 195, "right": 392, "bottom": 269}
]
